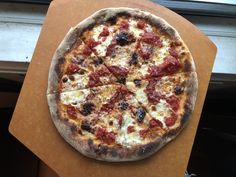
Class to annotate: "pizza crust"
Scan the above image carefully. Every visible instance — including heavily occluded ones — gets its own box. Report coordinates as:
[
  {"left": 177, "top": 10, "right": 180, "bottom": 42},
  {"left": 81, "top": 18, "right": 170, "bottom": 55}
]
[
  {"left": 47, "top": 93, "right": 169, "bottom": 161},
  {"left": 47, "top": 27, "right": 79, "bottom": 94},
  {"left": 47, "top": 7, "right": 198, "bottom": 162}
]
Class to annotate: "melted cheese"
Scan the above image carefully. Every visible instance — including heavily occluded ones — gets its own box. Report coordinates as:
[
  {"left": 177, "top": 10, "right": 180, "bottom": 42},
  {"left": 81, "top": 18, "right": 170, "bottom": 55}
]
[
  {"left": 153, "top": 36, "right": 170, "bottom": 65},
  {"left": 149, "top": 99, "right": 171, "bottom": 128},
  {"left": 129, "top": 20, "right": 144, "bottom": 38},
  {"left": 139, "top": 64, "right": 149, "bottom": 76},
  {"left": 115, "top": 112, "right": 142, "bottom": 147},
  {"left": 61, "top": 73, "right": 89, "bottom": 92},
  {"left": 95, "top": 85, "right": 118, "bottom": 102},
  {"left": 94, "top": 35, "right": 113, "bottom": 56},
  {"left": 92, "top": 25, "right": 104, "bottom": 41},
  {"left": 135, "top": 87, "right": 148, "bottom": 105},
  {"left": 106, "top": 46, "right": 130, "bottom": 67},
  {"left": 60, "top": 90, "right": 89, "bottom": 106},
  {"left": 116, "top": 131, "right": 142, "bottom": 147}
]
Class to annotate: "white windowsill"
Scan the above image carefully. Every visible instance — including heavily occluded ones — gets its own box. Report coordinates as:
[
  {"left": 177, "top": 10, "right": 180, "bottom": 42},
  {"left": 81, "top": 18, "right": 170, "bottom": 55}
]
[{"left": 0, "top": 2, "right": 236, "bottom": 75}]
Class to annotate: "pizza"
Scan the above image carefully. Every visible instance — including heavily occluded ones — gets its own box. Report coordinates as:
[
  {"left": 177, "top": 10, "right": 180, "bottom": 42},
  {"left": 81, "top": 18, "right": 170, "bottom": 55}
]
[{"left": 47, "top": 7, "right": 198, "bottom": 162}]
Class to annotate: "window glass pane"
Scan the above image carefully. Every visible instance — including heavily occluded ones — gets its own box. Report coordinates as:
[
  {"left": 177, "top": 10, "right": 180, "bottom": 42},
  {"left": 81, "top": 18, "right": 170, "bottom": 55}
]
[{"left": 188, "top": 0, "right": 236, "bottom": 5}]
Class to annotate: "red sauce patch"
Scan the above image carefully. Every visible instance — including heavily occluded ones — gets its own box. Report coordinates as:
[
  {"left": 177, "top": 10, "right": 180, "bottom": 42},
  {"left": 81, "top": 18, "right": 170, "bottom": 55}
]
[
  {"left": 96, "top": 127, "right": 116, "bottom": 144},
  {"left": 144, "top": 79, "right": 162, "bottom": 104},
  {"left": 139, "top": 129, "right": 149, "bottom": 138},
  {"left": 137, "top": 20, "right": 146, "bottom": 29},
  {"left": 147, "top": 56, "right": 181, "bottom": 77},
  {"left": 107, "top": 65, "right": 129, "bottom": 77},
  {"left": 82, "top": 46, "right": 92, "bottom": 55},
  {"left": 101, "top": 87, "right": 130, "bottom": 112},
  {"left": 149, "top": 118, "right": 163, "bottom": 128},
  {"left": 164, "top": 112, "right": 178, "bottom": 127},
  {"left": 166, "top": 95, "right": 180, "bottom": 111},
  {"left": 127, "top": 126, "right": 135, "bottom": 133},
  {"left": 169, "top": 47, "right": 178, "bottom": 58},
  {"left": 87, "top": 68, "right": 111, "bottom": 87},
  {"left": 67, "top": 106, "right": 77, "bottom": 119},
  {"left": 66, "top": 63, "right": 80, "bottom": 75},
  {"left": 86, "top": 38, "right": 101, "bottom": 49},
  {"left": 138, "top": 45, "right": 152, "bottom": 60},
  {"left": 141, "top": 32, "right": 162, "bottom": 47},
  {"left": 99, "top": 26, "right": 109, "bottom": 37},
  {"left": 120, "top": 20, "right": 129, "bottom": 29},
  {"left": 118, "top": 115, "right": 123, "bottom": 128},
  {"left": 88, "top": 73, "right": 101, "bottom": 87},
  {"left": 106, "top": 40, "right": 116, "bottom": 56}
]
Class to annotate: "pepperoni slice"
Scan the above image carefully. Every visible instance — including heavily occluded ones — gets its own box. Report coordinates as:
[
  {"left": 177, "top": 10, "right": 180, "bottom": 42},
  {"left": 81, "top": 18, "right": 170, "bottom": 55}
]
[
  {"left": 166, "top": 95, "right": 180, "bottom": 112},
  {"left": 169, "top": 47, "right": 178, "bottom": 58},
  {"left": 141, "top": 32, "right": 162, "bottom": 47},
  {"left": 82, "top": 46, "right": 92, "bottom": 55},
  {"left": 101, "top": 87, "right": 131, "bottom": 112},
  {"left": 139, "top": 129, "right": 149, "bottom": 138},
  {"left": 144, "top": 79, "right": 163, "bottom": 104},
  {"left": 118, "top": 115, "right": 123, "bottom": 128},
  {"left": 120, "top": 20, "right": 129, "bottom": 29},
  {"left": 138, "top": 45, "right": 153, "bottom": 60},
  {"left": 87, "top": 68, "right": 111, "bottom": 87},
  {"left": 96, "top": 127, "right": 116, "bottom": 144},
  {"left": 164, "top": 112, "right": 178, "bottom": 127},
  {"left": 137, "top": 20, "right": 146, "bottom": 29},
  {"left": 99, "top": 26, "right": 109, "bottom": 37},
  {"left": 107, "top": 66, "right": 129, "bottom": 77},
  {"left": 66, "top": 63, "right": 80, "bottom": 75},
  {"left": 147, "top": 56, "right": 181, "bottom": 77},
  {"left": 67, "top": 106, "right": 77, "bottom": 119},
  {"left": 106, "top": 40, "right": 116, "bottom": 56},
  {"left": 86, "top": 38, "right": 101, "bottom": 49},
  {"left": 127, "top": 126, "right": 135, "bottom": 133},
  {"left": 149, "top": 118, "right": 163, "bottom": 128}
]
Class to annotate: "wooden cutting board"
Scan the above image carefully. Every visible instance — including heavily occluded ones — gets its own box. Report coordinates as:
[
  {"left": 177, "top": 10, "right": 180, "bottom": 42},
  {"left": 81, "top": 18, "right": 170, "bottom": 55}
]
[{"left": 9, "top": 0, "right": 217, "bottom": 177}]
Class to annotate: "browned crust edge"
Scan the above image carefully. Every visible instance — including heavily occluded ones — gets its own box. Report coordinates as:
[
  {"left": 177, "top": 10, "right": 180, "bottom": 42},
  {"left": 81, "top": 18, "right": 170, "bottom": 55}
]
[
  {"left": 47, "top": 28, "right": 80, "bottom": 94},
  {"left": 164, "top": 72, "right": 198, "bottom": 142}
]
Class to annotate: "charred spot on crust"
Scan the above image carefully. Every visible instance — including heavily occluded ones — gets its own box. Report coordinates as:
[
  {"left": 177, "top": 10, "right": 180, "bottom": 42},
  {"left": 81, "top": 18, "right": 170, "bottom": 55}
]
[
  {"left": 137, "top": 142, "right": 157, "bottom": 156},
  {"left": 55, "top": 57, "right": 65, "bottom": 78},
  {"left": 94, "top": 144, "right": 108, "bottom": 155},
  {"left": 81, "top": 121, "right": 91, "bottom": 132},
  {"left": 94, "top": 57, "right": 103, "bottom": 66},
  {"left": 106, "top": 16, "right": 117, "bottom": 25},
  {"left": 184, "top": 59, "right": 192, "bottom": 72},
  {"left": 116, "top": 32, "right": 135, "bottom": 46},
  {"left": 181, "top": 104, "right": 191, "bottom": 126},
  {"left": 136, "top": 107, "right": 146, "bottom": 123},
  {"left": 88, "top": 139, "right": 93, "bottom": 147},
  {"left": 129, "top": 52, "right": 138, "bottom": 65},
  {"left": 80, "top": 102, "right": 95, "bottom": 116},
  {"left": 110, "top": 149, "right": 118, "bottom": 157},
  {"left": 118, "top": 101, "right": 129, "bottom": 110},
  {"left": 174, "top": 85, "right": 184, "bottom": 95},
  {"left": 133, "top": 79, "right": 141, "bottom": 87},
  {"left": 116, "top": 12, "right": 131, "bottom": 18},
  {"left": 70, "top": 124, "right": 78, "bottom": 133},
  {"left": 116, "top": 77, "right": 126, "bottom": 84}
]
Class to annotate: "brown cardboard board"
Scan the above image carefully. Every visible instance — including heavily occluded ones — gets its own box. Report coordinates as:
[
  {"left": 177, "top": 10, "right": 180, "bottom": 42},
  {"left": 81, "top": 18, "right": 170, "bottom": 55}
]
[{"left": 9, "top": 0, "right": 217, "bottom": 177}]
